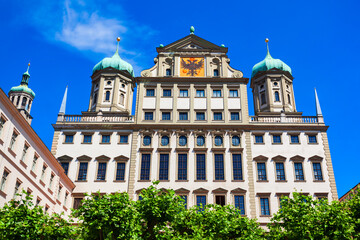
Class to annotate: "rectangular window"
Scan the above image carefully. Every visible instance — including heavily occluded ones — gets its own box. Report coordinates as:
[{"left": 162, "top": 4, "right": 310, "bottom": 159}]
[
  {"left": 177, "top": 154, "right": 187, "bottom": 180},
  {"left": 41, "top": 165, "right": 47, "bottom": 181},
  {"left": 260, "top": 197, "right": 270, "bottom": 216},
  {"left": 101, "top": 135, "right": 111, "bottom": 143},
  {"left": 196, "top": 112, "right": 205, "bottom": 121},
  {"left": 36, "top": 198, "right": 41, "bottom": 206},
  {"left": 234, "top": 195, "right": 245, "bottom": 215},
  {"left": 255, "top": 135, "right": 264, "bottom": 143},
  {"left": 9, "top": 132, "right": 18, "bottom": 150},
  {"left": 294, "top": 162, "right": 304, "bottom": 181},
  {"left": 144, "top": 112, "right": 154, "bottom": 120},
  {"left": 308, "top": 135, "right": 317, "bottom": 143},
  {"left": 83, "top": 135, "right": 92, "bottom": 143},
  {"left": 213, "top": 112, "right": 223, "bottom": 121},
  {"left": 146, "top": 89, "right": 155, "bottom": 97},
  {"left": 214, "top": 154, "right": 224, "bottom": 180},
  {"left": 73, "top": 198, "right": 83, "bottom": 210},
  {"left": 179, "top": 89, "right": 188, "bottom": 97},
  {"left": 49, "top": 174, "right": 54, "bottom": 189},
  {"left": 257, "top": 162, "right": 267, "bottom": 181},
  {"left": 229, "top": 90, "right": 238, "bottom": 97},
  {"left": 196, "top": 89, "right": 205, "bottom": 97},
  {"left": 65, "top": 135, "right": 73, "bottom": 143},
  {"left": 0, "top": 117, "right": 5, "bottom": 135},
  {"left": 213, "top": 69, "right": 219, "bottom": 77},
  {"left": 0, "top": 170, "right": 9, "bottom": 191},
  {"left": 77, "top": 162, "right": 88, "bottom": 181},
  {"left": 180, "top": 195, "right": 187, "bottom": 209},
  {"left": 116, "top": 162, "right": 126, "bottom": 181},
  {"left": 21, "top": 144, "right": 29, "bottom": 162},
  {"left": 275, "top": 162, "right": 286, "bottom": 181},
  {"left": 230, "top": 112, "right": 240, "bottom": 121},
  {"left": 196, "top": 195, "right": 206, "bottom": 211},
  {"left": 119, "top": 135, "right": 128, "bottom": 143},
  {"left": 159, "top": 154, "right": 169, "bottom": 180},
  {"left": 179, "top": 112, "right": 188, "bottom": 121},
  {"left": 273, "top": 135, "right": 282, "bottom": 143},
  {"left": 232, "top": 154, "right": 243, "bottom": 180},
  {"left": 166, "top": 69, "right": 172, "bottom": 76},
  {"left": 162, "top": 112, "right": 171, "bottom": 120},
  {"left": 61, "top": 162, "right": 69, "bottom": 175},
  {"left": 57, "top": 186, "right": 62, "bottom": 200},
  {"left": 213, "top": 89, "right": 222, "bottom": 97},
  {"left": 31, "top": 155, "right": 38, "bottom": 171},
  {"left": 97, "top": 162, "right": 107, "bottom": 181},
  {"left": 163, "top": 89, "right": 172, "bottom": 97},
  {"left": 14, "top": 180, "right": 21, "bottom": 198},
  {"left": 215, "top": 195, "right": 226, "bottom": 206},
  {"left": 290, "top": 135, "right": 299, "bottom": 144},
  {"left": 196, "top": 154, "right": 206, "bottom": 180},
  {"left": 140, "top": 154, "right": 151, "bottom": 180},
  {"left": 313, "top": 163, "right": 323, "bottom": 181}
]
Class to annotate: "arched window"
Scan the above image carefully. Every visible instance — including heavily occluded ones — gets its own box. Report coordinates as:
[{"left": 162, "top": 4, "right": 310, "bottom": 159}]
[
  {"left": 232, "top": 136, "right": 240, "bottom": 146},
  {"left": 143, "top": 136, "right": 151, "bottom": 146},
  {"left": 179, "top": 136, "right": 187, "bottom": 146},
  {"left": 214, "top": 136, "right": 223, "bottom": 146},
  {"left": 21, "top": 97, "right": 27, "bottom": 107},
  {"left": 16, "top": 97, "right": 20, "bottom": 106},
  {"left": 105, "top": 91, "right": 111, "bottom": 101},
  {"left": 120, "top": 94, "right": 125, "bottom": 105},
  {"left": 274, "top": 91, "right": 280, "bottom": 102},
  {"left": 161, "top": 136, "right": 169, "bottom": 146},
  {"left": 288, "top": 94, "right": 291, "bottom": 105},
  {"left": 197, "top": 136, "right": 205, "bottom": 146}
]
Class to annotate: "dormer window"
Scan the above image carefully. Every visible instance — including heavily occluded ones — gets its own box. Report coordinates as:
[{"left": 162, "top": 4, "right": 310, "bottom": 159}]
[
  {"left": 213, "top": 69, "right": 219, "bottom": 77},
  {"left": 166, "top": 69, "right": 172, "bottom": 76}
]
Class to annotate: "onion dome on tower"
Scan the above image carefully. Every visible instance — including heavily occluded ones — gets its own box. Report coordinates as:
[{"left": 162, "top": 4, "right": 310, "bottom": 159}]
[
  {"left": 92, "top": 37, "right": 135, "bottom": 77},
  {"left": 9, "top": 63, "right": 35, "bottom": 98}
]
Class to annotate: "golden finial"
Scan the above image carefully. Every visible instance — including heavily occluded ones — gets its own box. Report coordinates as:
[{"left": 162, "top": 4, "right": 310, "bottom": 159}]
[
  {"left": 117, "top": 37, "right": 121, "bottom": 42},
  {"left": 28, "top": 62, "right": 30, "bottom": 66},
  {"left": 265, "top": 38, "right": 269, "bottom": 43}
]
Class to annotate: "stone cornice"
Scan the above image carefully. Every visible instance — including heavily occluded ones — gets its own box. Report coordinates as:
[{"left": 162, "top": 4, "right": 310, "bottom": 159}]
[{"left": 136, "top": 76, "right": 249, "bottom": 84}]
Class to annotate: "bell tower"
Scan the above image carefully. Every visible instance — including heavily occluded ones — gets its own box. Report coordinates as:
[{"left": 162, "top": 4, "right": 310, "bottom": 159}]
[{"left": 250, "top": 39, "right": 297, "bottom": 115}]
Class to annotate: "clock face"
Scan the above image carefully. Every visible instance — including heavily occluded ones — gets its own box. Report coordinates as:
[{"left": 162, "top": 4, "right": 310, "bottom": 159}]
[{"left": 180, "top": 57, "right": 205, "bottom": 77}]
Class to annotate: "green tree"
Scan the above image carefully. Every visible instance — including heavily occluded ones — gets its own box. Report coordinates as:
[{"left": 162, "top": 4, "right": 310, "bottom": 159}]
[
  {"left": 0, "top": 191, "right": 75, "bottom": 240},
  {"left": 346, "top": 190, "right": 360, "bottom": 238},
  {"left": 268, "top": 192, "right": 355, "bottom": 240}
]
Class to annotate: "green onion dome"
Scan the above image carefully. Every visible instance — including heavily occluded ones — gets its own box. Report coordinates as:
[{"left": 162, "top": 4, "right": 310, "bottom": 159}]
[
  {"left": 92, "top": 38, "right": 134, "bottom": 77},
  {"left": 251, "top": 39, "right": 292, "bottom": 78},
  {"left": 9, "top": 64, "right": 35, "bottom": 98}
]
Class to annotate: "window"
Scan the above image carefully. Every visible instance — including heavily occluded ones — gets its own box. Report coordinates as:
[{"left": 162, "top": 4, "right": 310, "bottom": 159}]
[
  {"left": 93, "top": 93, "right": 98, "bottom": 105},
  {"left": 234, "top": 195, "right": 245, "bottom": 215},
  {"left": 64, "top": 193, "right": 68, "bottom": 206},
  {"left": 288, "top": 94, "right": 291, "bottom": 105},
  {"left": 274, "top": 91, "right": 280, "bottom": 102},
  {"left": 214, "top": 154, "right": 224, "bottom": 180},
  {"left": 105, "top": 91, "right": 111, "bottom": 101},
  {"left": 290, "top": 135, "right": 299, "bottom": 144},
  {"left": 260, "top": 197, "right": 270, "bottom": 216},
  {"left": 196, "top": 112, "right": 205, "bottom": 121},
  {"left": 73, "top": 198, "right": 83, "bottom": 210},
  {"left": 229, "top": 90, "right": 238, "bottom": 97},
  {"left": 308, "top": 135, "right": 317, "bottom": 144},
  {"left": 163, "top": 89, "right": 172, "bottom": 97},
  {"left": 0, "top": 170, "right": 9, "bottom": 191},
  {"left": 260, "top": 93, "right": 266, "bottom": 105},
  {"left": 107, "top": 81, "right": 112, "bottom": 85},
  {"left": 162, "top": 112, "right": 171, "bottom": 120},
  {"left": 313, "top": 163, "right": 323, "bottom": 181},
  {"left": 196, "top": 195, "right": 206, "bottom": 211},
  {"left": 49, "top": 174, "right": 54, "bottom": 189},
  {"left": 119, "top": 94, "right": 125, "bottom": 105},
  {"left": 232, "top": 154, "right": 243, "bottom": 180},
  {"left": 213, "top": 112, "right": 223, "bottom": 120},
  {"left": 119, "top": 135, "right": 128, "bottom": 143},
  {"left": 0, "top": 117, "right": 5, "bottom": 135},
  {"left": 178, "top": 154, "right": 187, "bottom": 180},
  {"left": 22, "top": 97, "right": 27, "bottom": 107},
  {"left": 83, "top": 135, "right": 92, "bottom": 143},
  {"left": 215, "top": 195, "right": 226, "bottom": 206},
  {"left": 213, "top": 89, "right": 222, "bottom": 97},
  {"left": 179, "top": 136, "right": 187, "bottom": 146},
  {"left": 140, "top": 154, "right": 151, "bottom": 180},
  {"left": 97, "top": 162, "right": 107, "bottom": 181},
  {"left": 144, "top": 112, "right": 154, "bottom": 120},
  {"left": 179, "top": 89, "right": 188, "bottom": 97},
  {"left": 57, "top": 185, "right": 62, "bottom": 200},
  {"left": 196, "top": 89, "right": 205, "bottom": 97},
  {"left": 276, "top": 162, "right": 286, "bottom": 181},
  {"left": 255, "top": 135, "right": 264, "bottom": 144},
  {"left": 146, "top": 89, "right": 155, "bottom": 97},
  {"left": 36, "top": 198, "right": 41, "bottom": 206},
  {"left": 273, "top": 135, "right": 282, "bottom": 144},
  {"left": 166, "top": 69, "right": 172, "bottom": 76},
  {"left": 257, "top": 162, "right": 267, "bottom": 181},
  {"left": 179, "top": 112, "right": 188, "bottom": 121},
  {"left": 101, "top": 135, "right": 111, "bottom": 143},
  {"left": 214, "top": 136, "right": 223, "bottom": 146},
  {"left": 230, "top": 112, "right": 240, "bottom": 120},
  {"left": 61, "top": 162, "right": 69, "bottom": 175},
  {"left": 294, "top": 162, "right": 304, "bottom": 181},
  {"left": 196, "top": 154, "right": 206, "bottom": 180},
  {"left": 159, "top": 154, "right": 169, "bottom": 180},
  {"left": 213, "top": 69, "right": 219, "bottom": 77},
  {"left": 180, "top": 195, "right": 187, "bottom": 209},
  {"left": 21, "top": 144, "right": 29, "bottom": 162},
  {"left": 65, "top": 135, "right": 74, "bottom": 143},
  {"left": 161, "top": 136, "right": 169, "bottom": 146},
  {"left": 41, "top": 165, "right": 47, "bottom": 181},
  {"left": 14, "top": 180, "right": 21, "bottom": 198},
  {"left": 9, "top": 132, "right": 18, "bottom": 150},
  {"left": 116, "top": 162, "right": 126, "bottom": 181},
  {"left": 31, "top": 156, "right": 38, "bottom": 171},
  {"left": 143, "top": 136, "right": 151, "bottom": 146},
  {"left": 16, "top": 97, "right": 20, "bottom": 106},
  {"left": 77, "top": 162, "right": 88, "bottom": 181},
  {"left": 197, "top": 136, "right": 205, "bottom": 146},
  {"left": 232, "top": 136, "right": 240, "bottom": 146}
]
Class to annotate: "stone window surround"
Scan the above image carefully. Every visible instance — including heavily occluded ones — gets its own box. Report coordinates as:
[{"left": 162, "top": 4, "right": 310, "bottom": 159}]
[
  {"left": 270, "top": 132, "right": 283, "bottom": 145},
  {"left": 309, "top": 155, "right": 324, "bottom": 182},
  {"left": 63, "top": 132, "right": 76, "bottom": 144},
  {"left": 305, "top": 132, "right": 319, "bottom": 144},
  {"left": 212, "top": 151, "right": 226, "bottom": 182},
  {"left": 81, "top": 132, "right": 94, "bottom": 144},
  {"left": 157, "top": 152, "right": 170, "bottom": 182},
  {"left": 254, "top": 155, "right": 269, "bottom": 182},
  {"left": 117, "top": 132, "right": 131, "bottom": 144},
  {"left": 287, "top": 132, "right": 301, "bottom": 144},
  {"left": 252, "top": 132, "right": 265, "bottom": 145},
  {"left": 194, "top": 152, "right": 207, "bottom": 181},
  {"left": 231, "top": 188, "right": 247, "bottom": 216},
  {"left": 257, "top": 192, "right": 271, "bottom": 217},
  {"left": 272, "top": 155, "right": 287, "bottom": 182},
  {"left": 158, "top": 131, "right": 171, "bottom": 148},
  {"left": 75, "top": 155, "right": 91, "bottom": 182},
  {"left": 290, "top": 155, "right": 306, "bottom": 182},
  {"left": 175, "top": 151, "right": 189, "bottom": 182},
  {"left": 94, "top": 155, "right": 110, "bottom": 182}
]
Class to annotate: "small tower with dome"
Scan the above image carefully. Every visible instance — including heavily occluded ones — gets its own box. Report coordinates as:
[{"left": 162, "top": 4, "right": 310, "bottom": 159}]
[
  {"left": 8, "top": 62, "right": 35, "bottom": 124},
  {"left": 88, "top": 37, "right": 135, "bottom": 113},
  {"left": 251, "top": 39, "right": 298, "bottom": 115}
]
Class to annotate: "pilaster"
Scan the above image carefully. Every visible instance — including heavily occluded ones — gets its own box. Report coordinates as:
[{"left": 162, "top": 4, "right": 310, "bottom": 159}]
[
  {"left": 245, "top": 131, "right": 256, "bottom": 218},
  {"left": 127, "top": 131, "right": 139, "bottom": 199},
  {"left": 321, "top": 132, "right": 338, "bottom": 200}
]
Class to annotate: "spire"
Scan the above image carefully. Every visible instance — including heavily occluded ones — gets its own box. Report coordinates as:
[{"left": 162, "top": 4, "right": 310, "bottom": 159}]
[
  {"left": 21, "top": 62, "right": 31, "bottom": 85},
  {"left": 314, "top": 88, "right": 322, "bottom": 116},
  {"left": 114, "top": 37, "right": 121, "bottom": 56},
  {"left": 59, "top": 86, "right": 68, "bottom": 114},
  {"left": 265, "top": 38, "right": 272, "bottom": 58}
]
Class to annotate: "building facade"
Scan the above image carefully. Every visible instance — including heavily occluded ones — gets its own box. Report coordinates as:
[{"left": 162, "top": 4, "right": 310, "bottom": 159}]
[{"left": 6, "top": 28, "right": 335, "bottom": 225}]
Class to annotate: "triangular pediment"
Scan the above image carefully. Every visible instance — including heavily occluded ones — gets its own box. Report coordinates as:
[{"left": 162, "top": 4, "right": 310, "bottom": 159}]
[
  {"left": 114, "top": 155, "right": 129, "bottom": 161},
  {"left": 57, "top": 155, "right": 73, "bottom": 161},
  {"left": 77, "top": 155, "right": 92, "bottom": 161},
  {"left": 96, "top": 155, "right": 111, "bottom": 161},
  {"left": 193, "top": 187, "right": 209, "bottom": 193},
  {"left": 175, "top": 188, "right": 190, "bottom": 193},
  {"left": 212, "top": 188, "right": 228, "bottom": 193},
  {"left": 230, "top": 188, "right": 247, "bottom": 194}
]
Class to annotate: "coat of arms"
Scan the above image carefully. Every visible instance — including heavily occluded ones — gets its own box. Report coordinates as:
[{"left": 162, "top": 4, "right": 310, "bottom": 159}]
[{"left": 180, "top": 57, "right": 205, "bottom": 77}]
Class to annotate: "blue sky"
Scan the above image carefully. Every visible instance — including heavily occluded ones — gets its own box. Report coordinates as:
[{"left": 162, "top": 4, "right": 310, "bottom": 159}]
[{"left": 0, "top": 0, "right": 359, "bottom": 197}]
